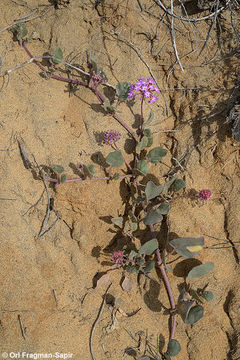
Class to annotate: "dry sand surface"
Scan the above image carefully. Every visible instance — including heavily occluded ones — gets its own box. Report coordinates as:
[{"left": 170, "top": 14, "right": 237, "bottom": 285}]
[{"left": 0, "top": 0, "right": 239, "bottom": 359}]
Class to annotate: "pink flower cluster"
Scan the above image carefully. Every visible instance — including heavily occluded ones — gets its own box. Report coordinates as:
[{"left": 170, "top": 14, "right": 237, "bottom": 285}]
[
  {"left": 198, "top": 189, "right": 212, "bottom": 201},
  {"left": 104, "top": 130, "right": 121, "bottom": 145},
  {"left": 128, "top": 78, "right": 160, "bottom": 103},
  {"left": 112, "top": 251, "right": 124, "bottom": 265},
  {"left": 92, "top": 70, "right": 106, "bottom": 86}
]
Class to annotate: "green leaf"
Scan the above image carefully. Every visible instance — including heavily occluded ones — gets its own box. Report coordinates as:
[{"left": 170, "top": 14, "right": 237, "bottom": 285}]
[
  {"left": 133, "top": 196, "right": 145, "bottom": 203},
  {"left": 90, "top": 55, "right": 98, "bottom": 72},
  {"left": 103, "top": 100, "right": 115, "bottom": 113},
  {"left": 189, "top": 288, "right": 204, "bottom": 304},
  {"left": 130, "top": 222, "right": 138, "bottom": 232},
  {"left": 128, "top": 211, "right": 138, "bottom": 223},
  {"left": 143, "top": 209, "right": 163, "bottom": 225},
  {"left": 166, "top": 264, "right": 173, "bottom": 273},
  {"left": 166, "top": 339, "right": 181, "bottom": 357},
  {"left": 83, "top": 164, "right": 95, "bottom": 178},
  {"left": 164, "top": 355, "right": 172, "bottom": 360},
  {"left": 52, "top": 164, "right": 65, "bottom": 174},
  {"left": 116, "top": 82, "right": 131, "bottom": 101},
  {"left": 144, "top": 260, "right": 155, "bottom": 274},
  {"left": 162, "top": 174, "right": 178, "bottom": 194},
  {"left": 145, "top": 181, "right": 163, "bottom": 202},
  {"left": 136, "top": 136, "right": 149, "bottom": 154},
  {"left": 52, "top": 46, "right": 63, "bottom": 64},
  {"left": 147, "top": 147, "right": 168, "bottom": 164},
  {"left": 106, "top": 150, "right": 124, "bottom": 167},
  {"left": 136, "top": 160, "right": 148, "bottom": 176},
  {"left": 143, "top": 111, "right": 154, "bottom": 129},
  {"left": 202, "top": 291, "right": 214, "bottom": 302},
  {"left": 187, "top": 262, "right": 214, "bottom": 280},
  {"left": 137, "top": 258, "right": 145, "bottom": 267},
  {"left": 129, "top": 250, "right": 138, "bottom": 260},
  {"left": 157, "top": 201, "right": 170, "bottom": 214},
  {"left": 172, "top": 179, "right": 186, "bottom": 192},
  {"left": 60, "top": 174, "right": 67, "bottom": 183},
  {"left": 126, "top": 265, "right": 139, "bottom": 274},
  {"left": 111, "top": 217, "right": 123, "bottom": 227},
  {"left": 143, "top": 129, "right": 153, "bottom": 147},
  {"left": 185, "top": 305, "right": 204, "bottom": 324},
  {"left": 139, "top": 238, "right": 158, "bottom": 255},
  {"left": 169, "top": 237, "right": 204, "bottom": 258},
  {"left": 112, "top": 173, "right": 120, "bottom": 180},
  {"left": 13, "top": 23, "right": 28, "bottom": 40},
  {"left": 178, "top": 298, "right": 195, "bottom": 322}
]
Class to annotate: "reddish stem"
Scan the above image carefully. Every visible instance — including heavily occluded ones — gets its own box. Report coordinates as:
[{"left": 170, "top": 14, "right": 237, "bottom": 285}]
[
  {"left": 44, "top": 175, "right": 132, "bottom": 183},
  {"left": 21, "top": 42, "right": 138, "bottom": 142},
  {"left": 138, "top": 183, "right": 176, "bottom": 340},
  {"left": 140, "top": 97, "right": 144, "bottom": 137},
  {"left": 150, "top": 225, "right": 177, "bottom": 340}
]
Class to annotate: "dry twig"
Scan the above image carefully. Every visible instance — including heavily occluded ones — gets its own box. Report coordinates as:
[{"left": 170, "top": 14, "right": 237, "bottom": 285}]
[
  {"left": 18, "top": 315, "right": 26, "bottom": 340},
  {"left": 90, "top": 283, "right": 112, "bottom": 360}
]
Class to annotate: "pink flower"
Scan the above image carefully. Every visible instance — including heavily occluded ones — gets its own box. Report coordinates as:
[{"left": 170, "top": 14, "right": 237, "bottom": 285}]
[
  {"left": 92, "top": 70, "right": 106, "bottom": 85},
  {"left": 198, "top": 189, "right": 212, "bottom": 201},
  {"left": 128, "top": 78, "right": 159, "bottom": 103},
  {"left": 112, "top": 251, "right": 124, "bottom": 265},
  {"left": 104, "top": 130, "right": 121, "bottom": 145}
]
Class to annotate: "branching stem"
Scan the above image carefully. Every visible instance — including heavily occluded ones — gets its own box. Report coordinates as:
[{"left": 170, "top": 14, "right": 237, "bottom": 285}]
[{"left": 21, "top": 42, "right": 138, "bottom": 142}]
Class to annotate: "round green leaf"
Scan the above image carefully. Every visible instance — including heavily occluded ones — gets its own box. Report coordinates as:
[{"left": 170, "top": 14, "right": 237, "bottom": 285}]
[
  {"left": 166, "top": 339, "right": 181, "bottom": 357},
  {"left": 189, "top": 288, "right": 204, "bottom": 304},
  {"left": 90, "top": 55, "right": 98, "bottom": 72},
  {"left": 187, "top": 262, "right": 214, "bottom": 280},
  {"left": 112, "top": 172, "right": 120, "bottom": 180},
  {"left": 16, "top": 23, "right": 28, "bottom": 40},
  {"left": 145, "top": 181, "right": 163, "bottom": 202},
  {"left": 172, "top": 178, "right": 186, "bottom": 192},
  {"left": 103, "top": 100, "right": 115, "bottom": 112},
  {"left": 139, "top": 238, "right": 158, "bottom": 255},
  {"left": 136, "top": 160, "right": 148, "bottom": 176},
  {"left": 60, "top": 174, "right": 67, "bottom": 183},
  {"left": 136, "top": 136, "right": 149, "bottom": 154},
  {"left": 143, "top": 129, "right": 153, "bottom": 147},
  {"left": 157, "top": 201, "right": 170, "bottom": 214},
  {"left": 111, "top": 217, "right": 123, "bottom": 227},
  {"left": 144, "top": 260, "right": 155, "bottom": 274},
  {"left": 129, "top": 250, "right": 138, "bottom": 260},
  {"left": 202, "top": 291, "right": 214, "bottom": 302},
  {"left": 169, "top": 237, "right": 204, "bottom": 258},
  {"left": 83, "top": 164, "right": 95, "bottom": 178},
  {"left": 143, "top": 209, "right": 163, "bottom": 225},
  {"left": 126, "top": 265, "right": 139, "bottom": 274},
  {"left": 185, "top": 305, "right": 204, "bottom": 324},
  {"left": 106, "top": 150, "right": 124, "bottom": 167},
  {"left": 147, "top": 147, "right": 168, "bottom": 163},
  {"left": 52, "top": 164, "right": 65, "bottom": 174},
  {"left": 52, "top": 45, "right": 63, "bottom": 64},
  {"left": 162, "top": 174, "right": 178, "bottom": 194},
  {"left": 116, "top": 82, "right": 131, "bottom": 101}
]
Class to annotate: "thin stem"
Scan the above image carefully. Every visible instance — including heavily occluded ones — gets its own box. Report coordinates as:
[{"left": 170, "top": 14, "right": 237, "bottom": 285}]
[
  {"left": 150, "top": 224, "right": 176, "bottom": 340},
  {"left": 44, "top": 175, "right": 132, "bottom": 183},
  {"left": 22, "top": 42, "right": 88, "bottom": 86},
  {"left": 136, "top": 181, "right": 176, "bottom": 340},
  {"left": 140, "top": 97, "right": 144, "bottom": 137},
  {"left": 21, "top": 42, "right": 138, "bottom": 142},
  {"left": 92, "top": 86, "right": 137, "bottom": 141}
]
